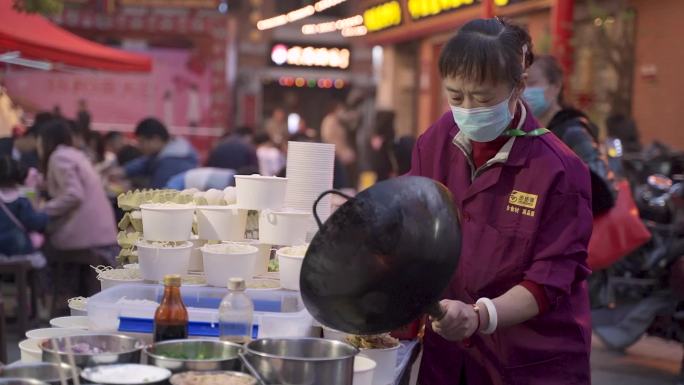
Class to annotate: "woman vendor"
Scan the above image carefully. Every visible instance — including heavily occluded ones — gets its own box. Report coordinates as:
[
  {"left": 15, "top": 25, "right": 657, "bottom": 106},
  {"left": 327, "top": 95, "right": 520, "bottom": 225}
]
[{"left": 410, "top": 18, "right": 592, "bottom": 385}]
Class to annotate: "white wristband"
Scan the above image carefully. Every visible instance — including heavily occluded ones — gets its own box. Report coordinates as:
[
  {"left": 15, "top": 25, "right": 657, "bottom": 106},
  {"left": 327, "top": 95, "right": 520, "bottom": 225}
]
[{"left": 476, "top": 297, "right": 498, "bottom": 335}]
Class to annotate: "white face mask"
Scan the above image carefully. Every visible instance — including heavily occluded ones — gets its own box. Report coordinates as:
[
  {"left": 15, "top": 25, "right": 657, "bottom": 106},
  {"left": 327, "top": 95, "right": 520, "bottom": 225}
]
[{"left": 450, "top": 92, "right": 514, "bottom": 143}]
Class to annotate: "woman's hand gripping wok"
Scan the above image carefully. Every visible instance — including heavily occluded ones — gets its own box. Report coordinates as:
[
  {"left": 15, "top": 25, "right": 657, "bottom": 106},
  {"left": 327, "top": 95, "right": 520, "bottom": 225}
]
[{"left": 430, "top": 300, "right": 484, "bottom": 341}]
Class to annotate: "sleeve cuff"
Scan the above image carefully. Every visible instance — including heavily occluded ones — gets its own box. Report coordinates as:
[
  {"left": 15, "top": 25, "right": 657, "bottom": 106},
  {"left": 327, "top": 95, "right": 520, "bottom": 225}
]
[{"left": 519, "top": 280, "right": 550, "bottom": 315}]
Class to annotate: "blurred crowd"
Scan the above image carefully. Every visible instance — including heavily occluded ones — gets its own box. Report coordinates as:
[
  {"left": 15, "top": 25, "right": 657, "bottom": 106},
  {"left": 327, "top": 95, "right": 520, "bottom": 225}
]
[{"left": 0, "top": 90, "right": 421, "bottom": 316}]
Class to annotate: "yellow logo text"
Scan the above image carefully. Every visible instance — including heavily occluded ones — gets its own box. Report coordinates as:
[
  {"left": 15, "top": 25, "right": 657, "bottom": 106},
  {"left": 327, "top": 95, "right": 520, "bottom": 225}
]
[{"left": 508, "top": 190, "right": 538, "bottom": 210}]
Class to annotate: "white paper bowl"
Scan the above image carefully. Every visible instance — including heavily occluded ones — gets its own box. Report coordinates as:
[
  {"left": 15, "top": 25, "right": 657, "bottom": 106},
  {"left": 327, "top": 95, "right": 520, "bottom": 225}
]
[
  {"left": 196, "top": 205, "right": 248, "bottom": 241},
  {"left": 68, "top": 297, "right": 88, "bottom": 316},
  {"left": 188, "top": 236, "right": 207, "bottom": 272},
  {"left": 359, "top": 345, "right": 400, "bottom": 385},
  {"left": 276, "top": 245, "right": 307, "bottom": 291},
  {"left": 99, "top": 270, "right": 144, "bottom": 291},
  {"left": 49, "top": 315, "right": 90, "bottom": 329},
  {"left": 259, "top": 210, "right": 311, "bottom": 246},
  {"left": 235, "top": 175, "right": 288, "bottom": 210},
  {"left": 19, "top": 339, "right": 41, "bottom": 362},
  {"left": 353, "top": 355, "right": 377, "bottom": 385},
  {"left": 238, "top": 239, "right": 272, "bottom": 276},
  {"left": 201, "top": 243, "right": 259, "bottom": 287},
  {"left": 25, "top": 327, "right": 90, "bottom": 340},
  {"left": 136, "top": 241, "right": 193, "bottom": 281},
  {"left": 140, "top": 203, "right": 195, "bottom": 241}
]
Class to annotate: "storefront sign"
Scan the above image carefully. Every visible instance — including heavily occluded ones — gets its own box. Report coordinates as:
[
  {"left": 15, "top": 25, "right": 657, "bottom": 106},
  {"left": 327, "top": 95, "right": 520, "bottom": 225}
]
[
  {"left": 363, "top": 1, "right": 402, "bottom": 32},
  {"left": 270, "top": 43, "right": 351, "bottom": 70},
  {"left": 407, "top": 0, "right": 478, "bottom": 20}
]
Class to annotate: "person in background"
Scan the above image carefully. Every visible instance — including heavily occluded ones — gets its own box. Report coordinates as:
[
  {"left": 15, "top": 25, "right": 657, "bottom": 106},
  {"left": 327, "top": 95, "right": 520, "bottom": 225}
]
[
  {"left": 606, "top": 113, "right": 642, "bottom": 154},
  {"left": 12, "top": 125, "right": 41, "bottom": 170},
  {"left": 166, "top": 167, "right": 237, "bottom": 191},
  {"left": 103, "top": 131, "right": 141, "bottom": 167},
  {"left": 206, "top": 126, "right": 258, "bottom": 172},
  {"left": 88, "top": 131, "right": 105, "bottom": 164},
  {"left": 68, "top": 120, "right": 93, "bottom": 159},
  {"left": 38, "top": 119, "right": 117, "bottom": 269},
  {"left": 2, "top": 112, "right": 53, "bottom": 169},
  {"left": 395, "top": 135, "right": 416, "bottom": 176},
  {"left": 76, "top": 99, "right": 91, "bottom": 131},
  {"left": 52, "top": 105, "right": 62, "bottom": 118},
  {"left": 321, "top": 102, "right": 356, "bottom": 188},
  {"left": 163, "top": 90, "right": 174, "bottom": 128},
  {"left": 370, "top": 110, "right": 398, "bottom": 182},
  {"left": 123, "top": 118, "right": 198, "bottom": 189},
  {"left": 264, "top": 108, "right": 288, "bottom": 147},
  {"left": 0, "top": 156, "right": 48, "bottom": 269},
  {"left": 187, "top": 84, "right": 201, "bottom": 127},
  {"left": 524, "top": 55, "right": 616, "bottom": 214},
  {"left": 104, "top": 131, "right": 125, "bottom": 157},
  {"left": 254, "top": 132, "right": 285, "bottom": 177}
]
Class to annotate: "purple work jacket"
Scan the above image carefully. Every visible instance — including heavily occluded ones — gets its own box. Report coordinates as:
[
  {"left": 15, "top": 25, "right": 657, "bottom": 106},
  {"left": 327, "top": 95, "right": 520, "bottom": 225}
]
[{"left": 410, "top": 106, "right": 593, "bottom": 385}]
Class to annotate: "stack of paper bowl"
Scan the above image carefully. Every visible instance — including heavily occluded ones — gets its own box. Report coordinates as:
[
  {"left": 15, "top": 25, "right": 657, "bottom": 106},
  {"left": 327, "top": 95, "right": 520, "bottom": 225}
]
[
  {"left": 259, "top": 209, "right": 310, "bottom": 246},
  {"left": 200, "top": 242, "right": 259, "bottom": 287},
  {"left": 140, "top": 203, "right": 195, "bottom": 241},
  {"left": 235, "top": 175, "right": 288, "bottom": 210},
  {"left": 136, "top": 240, "right": 193, "bottom": 282},
  {"left": 195, "top": 205, "right": 248, "bottom": 241},
  {"left": 138, "top": 203, "right": 195, "bottom": 281},
  {"left": 284, "top": 141, "right": 335, "bottom": 233},
  {"left": 276, "top": 244, "right": 308, "bottom": 291}
]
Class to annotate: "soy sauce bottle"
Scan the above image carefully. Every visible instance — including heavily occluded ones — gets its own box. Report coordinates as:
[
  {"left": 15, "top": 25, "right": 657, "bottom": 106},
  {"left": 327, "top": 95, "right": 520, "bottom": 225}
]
[{"left": 154, "top": 274, "right": 188, "bottom": 342}]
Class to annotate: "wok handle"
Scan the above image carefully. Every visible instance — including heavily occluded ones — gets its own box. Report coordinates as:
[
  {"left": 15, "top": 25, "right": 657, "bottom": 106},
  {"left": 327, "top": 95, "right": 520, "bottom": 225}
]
[
  {"left": 427, "top": 302, "right": 474, "bottom": 348},
  {"left": 239, "top": 351, "right": 268, "bottom": 385},
  {"left": 426, "top": 302, "right": 446, "bottom": 321},
  {"left": 313, "top": 190, "right": 354, "bottom": 229}
]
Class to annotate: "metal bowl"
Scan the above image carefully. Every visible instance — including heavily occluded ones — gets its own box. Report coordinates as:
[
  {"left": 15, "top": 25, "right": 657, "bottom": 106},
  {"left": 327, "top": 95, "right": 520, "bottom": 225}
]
[
  {"left": 0, "top": 362, "right": 78, "bottom": 385},
  {"left": 0, "top": 379, "right": 49, "bottom": 385},
  {"left": 144, "top": 340, "right": 243, "bottom": 373},
  {"left": 244, "top": 338, "right": 357, "bottom": 385},
  {"left": 169, "top": 371, "right": 257, "bottom": 385},
  {"left": 40, "top": 334, "right": 144, "bottom": 368}
]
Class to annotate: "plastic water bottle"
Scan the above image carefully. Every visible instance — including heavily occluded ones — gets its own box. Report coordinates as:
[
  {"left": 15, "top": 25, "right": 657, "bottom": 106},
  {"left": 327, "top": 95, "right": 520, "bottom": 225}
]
[{"left": 218, "top": 277, "right": 254, "bottom": 344}]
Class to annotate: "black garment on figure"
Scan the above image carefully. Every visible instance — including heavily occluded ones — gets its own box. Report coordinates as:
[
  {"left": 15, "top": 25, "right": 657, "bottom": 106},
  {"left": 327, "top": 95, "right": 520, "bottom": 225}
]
[
  {"left": 206, "top": 135, "right": 258, "bottom": 171},
  {"left": 548, "top": 108, "right": 617, "bottom": 215}
]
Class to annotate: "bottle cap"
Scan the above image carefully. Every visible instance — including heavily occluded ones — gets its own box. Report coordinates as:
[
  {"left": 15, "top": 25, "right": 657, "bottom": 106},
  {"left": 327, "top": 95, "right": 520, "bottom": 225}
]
[
  {"left": 228, "top": 277, "right": 246, "bottom": 291},
  {"left": 163, "top": 274, "right": 182, "bottom": 287}
]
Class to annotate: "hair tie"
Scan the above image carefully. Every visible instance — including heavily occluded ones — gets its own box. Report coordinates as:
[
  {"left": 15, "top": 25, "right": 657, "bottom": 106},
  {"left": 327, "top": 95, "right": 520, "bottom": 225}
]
[{"left": 521, "top": 44, "right": 528, "bottom": 69}]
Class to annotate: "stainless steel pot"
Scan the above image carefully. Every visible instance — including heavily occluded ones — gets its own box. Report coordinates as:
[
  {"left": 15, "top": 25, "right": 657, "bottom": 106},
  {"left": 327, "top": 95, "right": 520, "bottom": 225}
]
[
  {"left": 244, "top": 338, "right": 357, "bottom": 385},
  {"left": 0, "top": 362, "right": 77, "bottom": 385},
  {"left": 40, "top": 334, "right": 144, "bottom": 368},
  {"left": 144, "top": 339, "right": 243, "bottom": 373}
]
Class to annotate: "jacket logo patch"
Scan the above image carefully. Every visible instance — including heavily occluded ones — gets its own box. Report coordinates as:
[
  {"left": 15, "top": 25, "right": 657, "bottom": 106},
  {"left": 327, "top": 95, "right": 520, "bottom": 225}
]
[{"left": 508, "top": 190, "right": 538, "bottom": 210}]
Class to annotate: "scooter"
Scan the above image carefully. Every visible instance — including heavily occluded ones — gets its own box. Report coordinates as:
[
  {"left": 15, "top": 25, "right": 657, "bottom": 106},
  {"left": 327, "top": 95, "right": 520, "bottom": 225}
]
[{"left": 589, "top": 171, "right": 684, "bottom": 355}]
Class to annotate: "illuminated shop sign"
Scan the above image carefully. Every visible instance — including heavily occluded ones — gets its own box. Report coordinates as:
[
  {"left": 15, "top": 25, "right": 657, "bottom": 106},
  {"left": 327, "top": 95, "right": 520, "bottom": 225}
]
[
  {"left": 407, "top": 0, "right": 477, "bottom": 20},
  {"left": 270, "top": 43, "right": 351, "bottom": 70},
  {"left": 363, "top": 1, "right": 402, "bottom": 32}
]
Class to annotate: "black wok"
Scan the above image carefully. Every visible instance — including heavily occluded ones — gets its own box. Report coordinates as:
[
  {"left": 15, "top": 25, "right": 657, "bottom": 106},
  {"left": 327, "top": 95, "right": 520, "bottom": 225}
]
[{"left": 300, "top": 176, "right": 461, "bottom": 335}]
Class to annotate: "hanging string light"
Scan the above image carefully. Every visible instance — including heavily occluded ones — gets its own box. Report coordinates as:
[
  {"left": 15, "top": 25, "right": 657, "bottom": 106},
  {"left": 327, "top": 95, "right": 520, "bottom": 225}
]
[
  {"left": 302, "top": 15, "right": 363, "bottom": 35},
  {"left": 256, "top": 0, "right": 348, "bottom": 31}
]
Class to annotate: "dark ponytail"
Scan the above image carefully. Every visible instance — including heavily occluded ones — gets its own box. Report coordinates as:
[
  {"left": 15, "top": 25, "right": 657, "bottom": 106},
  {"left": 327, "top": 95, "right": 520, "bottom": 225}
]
[
  {"left": 39, "top": 118, "right": 73, "bottom": 173},
  {"left": 0, "top": 156, "right": 27, "bottom": 188},
  {"left": 439, "top": 17, "right": 534, "bottom": 86}
]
